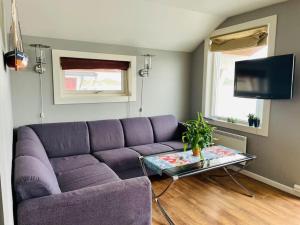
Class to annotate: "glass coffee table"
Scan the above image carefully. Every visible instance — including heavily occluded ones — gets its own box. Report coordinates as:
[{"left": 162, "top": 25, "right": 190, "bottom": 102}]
[{"left": 139, "top": 145, "right": 256, "bottom": 225}]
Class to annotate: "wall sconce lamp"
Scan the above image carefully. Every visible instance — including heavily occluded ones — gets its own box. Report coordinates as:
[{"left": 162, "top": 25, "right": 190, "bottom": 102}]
[
  {"left": 29, "top": 44, "right": 51, "bottom": 74},
  {"left": 138, "top": 54, "right": 154, "bottom": 77},
  {"left": 138, "top": 54, "right": 154, "bottom": 115}
]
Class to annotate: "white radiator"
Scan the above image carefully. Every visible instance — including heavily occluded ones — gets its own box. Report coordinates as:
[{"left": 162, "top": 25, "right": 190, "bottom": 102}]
[{"left": 214, "top": 130, "right": 247, "bottom": 153}]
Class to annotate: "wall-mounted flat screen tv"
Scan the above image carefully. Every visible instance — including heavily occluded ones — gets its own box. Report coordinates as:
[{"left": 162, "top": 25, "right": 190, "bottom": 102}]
[{"left": 234, "top": 54, "right": 295, "bottom": 99}]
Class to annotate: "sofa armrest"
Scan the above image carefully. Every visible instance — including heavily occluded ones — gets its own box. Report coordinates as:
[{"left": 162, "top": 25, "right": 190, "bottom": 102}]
[{"left": 18, "top": 177, "right": 152, "bottom": 225}]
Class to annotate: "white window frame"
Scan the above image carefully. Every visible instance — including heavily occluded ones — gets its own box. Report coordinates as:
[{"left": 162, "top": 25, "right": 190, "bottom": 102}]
[
  {"left": 52, "top": 49, "right": 137, "bottom": 104},
  {"left": 202, "top": 15, "right": 277, "bottom": 137}
]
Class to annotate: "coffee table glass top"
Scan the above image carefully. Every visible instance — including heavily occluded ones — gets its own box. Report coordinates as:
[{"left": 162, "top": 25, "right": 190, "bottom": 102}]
[{"left": 143, "top": 145, "right": 256, "bottom": 177}]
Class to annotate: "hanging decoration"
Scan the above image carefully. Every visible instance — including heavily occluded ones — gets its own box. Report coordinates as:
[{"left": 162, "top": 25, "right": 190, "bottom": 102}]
[{"left": 4, "top": 0, "right": 28, "bottom": 71}]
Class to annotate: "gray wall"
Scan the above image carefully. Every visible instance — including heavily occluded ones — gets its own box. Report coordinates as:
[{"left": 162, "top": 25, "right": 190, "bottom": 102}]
[
  {"left": 190, "top": 0, "right": 300, "bottom": 187},
  {"left": 11, "top": 36, "right": 191, "bottom": 127},
  {"left": 189, "top": 43, "right": 204, "bottom": 118}
]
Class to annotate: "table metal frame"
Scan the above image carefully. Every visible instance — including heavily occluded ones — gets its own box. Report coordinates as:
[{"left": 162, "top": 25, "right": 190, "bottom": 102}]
[{"left": 139, "top": 154, "right": 255, "bottom": 225}]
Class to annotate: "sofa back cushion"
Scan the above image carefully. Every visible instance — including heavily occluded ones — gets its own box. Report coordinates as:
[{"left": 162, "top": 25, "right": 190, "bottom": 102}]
[
  {"left": 121, "top": 117, "right": 154, "bottom": 146},
  {"left": 87, "top": 120, "right": 125, "bottom": 152},
  {"left": 30, "top": 122, "right": 90, "bottom": 158},
  {"left": 18, "top": 126, "right": 43, "bottom": 144},
  {"left": 150, "top": 115, "right": 180, "bottom": 142},
  {"left": 16, "top": 139, "right": 53, "bottom": 171},
  {"left": 17, "top": 126, "right": 53, "bottom": 171},
  {"left": 14, "top": 156, "right": 61, "bottom": 202}
]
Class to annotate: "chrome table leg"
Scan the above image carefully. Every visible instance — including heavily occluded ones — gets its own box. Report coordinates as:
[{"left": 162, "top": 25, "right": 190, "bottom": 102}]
[
  {"left": 155, "top": 198, "right": 175, "bottom": 225},
  {"left": 223, "top": 167, "right": 255, "bottom": 197},
  {"left": 139, "top": 156, "right": 177, "bottom": 225},
  {"left": 206, "top": 161, "right": 255, "bottom": 197}
]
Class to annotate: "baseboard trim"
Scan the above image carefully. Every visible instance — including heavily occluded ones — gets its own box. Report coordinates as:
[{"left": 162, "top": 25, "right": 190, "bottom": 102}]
[{"left": 230, "top": 166, "right": 300, "bottom": 198}]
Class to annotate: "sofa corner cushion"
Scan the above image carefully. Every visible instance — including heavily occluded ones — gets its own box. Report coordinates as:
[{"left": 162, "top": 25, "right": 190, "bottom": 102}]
[
  {"left": 14, "top": 156, "right": 61, "bottom": 202},
  {"left": 150, "top": 115, "right": 180, "bottom": 142},
  {"left": 50, "top": 154, "right": 100, "bottom": 174},
  {"left": 56, "top": 163, "right": 120, "bottom": 192},
  {"left": 93, "top": 148, "right": 140, "bottom": 172},
  {"left": 87, "top": 119, "right": 125, "bottom": 152},
  {"left": 130, "top": 143, "right": 173, "bottom": 156},
  {"left": 121, "top": 117, "right": 154, "bottom": 146},
  {"left": 29, "top": 122, "right": 90, "bottom": 158}
]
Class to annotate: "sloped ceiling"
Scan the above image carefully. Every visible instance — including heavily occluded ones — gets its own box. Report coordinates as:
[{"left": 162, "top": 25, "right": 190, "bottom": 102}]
[{"left": 7, "top": 0, "right": 287, "bottom": 52}]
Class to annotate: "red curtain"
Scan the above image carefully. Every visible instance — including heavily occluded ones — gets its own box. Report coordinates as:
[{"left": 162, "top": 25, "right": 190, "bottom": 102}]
[{"left": 60, "top": 57, "right": 130, "bottom": 70}]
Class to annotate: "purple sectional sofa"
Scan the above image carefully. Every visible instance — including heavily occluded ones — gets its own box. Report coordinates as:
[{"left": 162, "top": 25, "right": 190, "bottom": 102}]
[{"left": 14, "top": 115, "right": 184, "bottom": 225}]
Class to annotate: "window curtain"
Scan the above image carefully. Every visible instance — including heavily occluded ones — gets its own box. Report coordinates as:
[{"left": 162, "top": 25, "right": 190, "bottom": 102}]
[
  {"left": 210, "top": 26, "right": 268, "bottom": 52},
  {"left": 60, "top": 57, "right": 130, "bottom": 70}
]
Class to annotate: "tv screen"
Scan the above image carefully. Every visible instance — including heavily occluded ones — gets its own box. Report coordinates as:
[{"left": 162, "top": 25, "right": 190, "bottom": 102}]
[{"left": 234, "top": 54, "right": 295, "bottom": 99}]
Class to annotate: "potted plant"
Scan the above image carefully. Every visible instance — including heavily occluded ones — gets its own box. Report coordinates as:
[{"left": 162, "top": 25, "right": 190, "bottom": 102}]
[
  {"left": 227, "top": 117, "right": 237, "bottom": 123},
  {"left": 253, "top": 116, "right": 260, "bottom": 128},
  {"left": 248, "top": 114, "right": 255, "bottom": 126},
  {"left": 182, "top": 113, "right": 215, "bottom": 160}
]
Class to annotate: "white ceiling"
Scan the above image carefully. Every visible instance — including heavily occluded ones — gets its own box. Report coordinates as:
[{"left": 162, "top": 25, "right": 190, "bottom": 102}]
[{"left": 6, "top": 0, "right": 287, "bottom": 52}]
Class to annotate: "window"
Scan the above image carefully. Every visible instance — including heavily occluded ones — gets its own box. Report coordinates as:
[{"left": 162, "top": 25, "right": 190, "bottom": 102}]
[
  {"left": 211, "top": 46, "right": 268, "bottom": 123},
  {"left": 63, "top": 69, "right": 125, "bottom": 93},
  {"left": 203, "top": 16, "right": 277, "bottom": 136},
  {"left": 52, "top": 50, "right": 136, "bottom": 104}
]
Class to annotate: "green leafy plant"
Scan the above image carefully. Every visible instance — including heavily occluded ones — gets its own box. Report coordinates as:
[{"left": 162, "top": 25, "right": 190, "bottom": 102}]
[
  {"left": 182, "top": 113, "right": 215, "bottom": 153},
  {"left": 247, "top": 114, "right": 255, "bottom": 120},
  {"left": 227, "top": 117, "right": 237, "bottom": 123}
]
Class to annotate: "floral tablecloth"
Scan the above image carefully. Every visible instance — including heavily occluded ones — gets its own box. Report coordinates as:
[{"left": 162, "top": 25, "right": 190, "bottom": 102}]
[{"left": 144, "top": 145, "right": 241, "bottom": 175}]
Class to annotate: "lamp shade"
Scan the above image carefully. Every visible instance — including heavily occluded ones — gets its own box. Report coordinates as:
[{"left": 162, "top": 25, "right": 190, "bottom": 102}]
[{"left": 5, "top": 49, "right": 28, "bottom": 71}]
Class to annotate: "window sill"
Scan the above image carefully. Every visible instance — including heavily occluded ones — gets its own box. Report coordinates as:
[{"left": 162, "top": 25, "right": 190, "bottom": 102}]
[
  {"left": 205, "top": 117, "right": 268, "bottom": 137},
  {"left": 54, "top": 94, "right": 136, "bottom": 104}
]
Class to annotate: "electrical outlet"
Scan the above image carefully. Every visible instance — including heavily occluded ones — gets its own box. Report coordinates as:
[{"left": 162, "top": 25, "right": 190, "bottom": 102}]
[{"left": 40, "top": 112, "right": 45, "bottom": 118}]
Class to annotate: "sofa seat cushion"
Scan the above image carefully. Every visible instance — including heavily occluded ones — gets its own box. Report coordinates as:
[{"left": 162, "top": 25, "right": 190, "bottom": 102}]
[
  {"left": 130, "top": 143, "right": 173, "bottom": 156},
  {"left": 93, "top": 148, "right": 140, "bottom": 172},
  {"left": 56, "top": 163, "right": 120, "bottom": 192},
  {"left": 160, "top": 141, "right": 184, "bottom": 150},
  {"left": 50, "top": 154, "right": 99, "bottom": 174}
]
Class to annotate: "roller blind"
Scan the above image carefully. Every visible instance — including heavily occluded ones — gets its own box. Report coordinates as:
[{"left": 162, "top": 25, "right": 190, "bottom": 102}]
[
  {"left": 210, "top": 26, "right": 268, "bottom": 52},
  {"left": 60, "top": 57, "right": 130, "bottom": 70}
]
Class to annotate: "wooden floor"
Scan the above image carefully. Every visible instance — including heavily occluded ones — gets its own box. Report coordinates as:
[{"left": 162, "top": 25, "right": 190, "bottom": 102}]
[{"left": 151, "top": 170, "right": 300, "bottom": 225}]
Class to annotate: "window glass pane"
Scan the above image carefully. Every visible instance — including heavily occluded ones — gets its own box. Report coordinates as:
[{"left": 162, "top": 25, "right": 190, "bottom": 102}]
[
  {"left": 63, "top": 69, "right": 123, "bottom": 91},
  {"left": 212, "top": 46, "right": 268, "bottom": 122}
]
